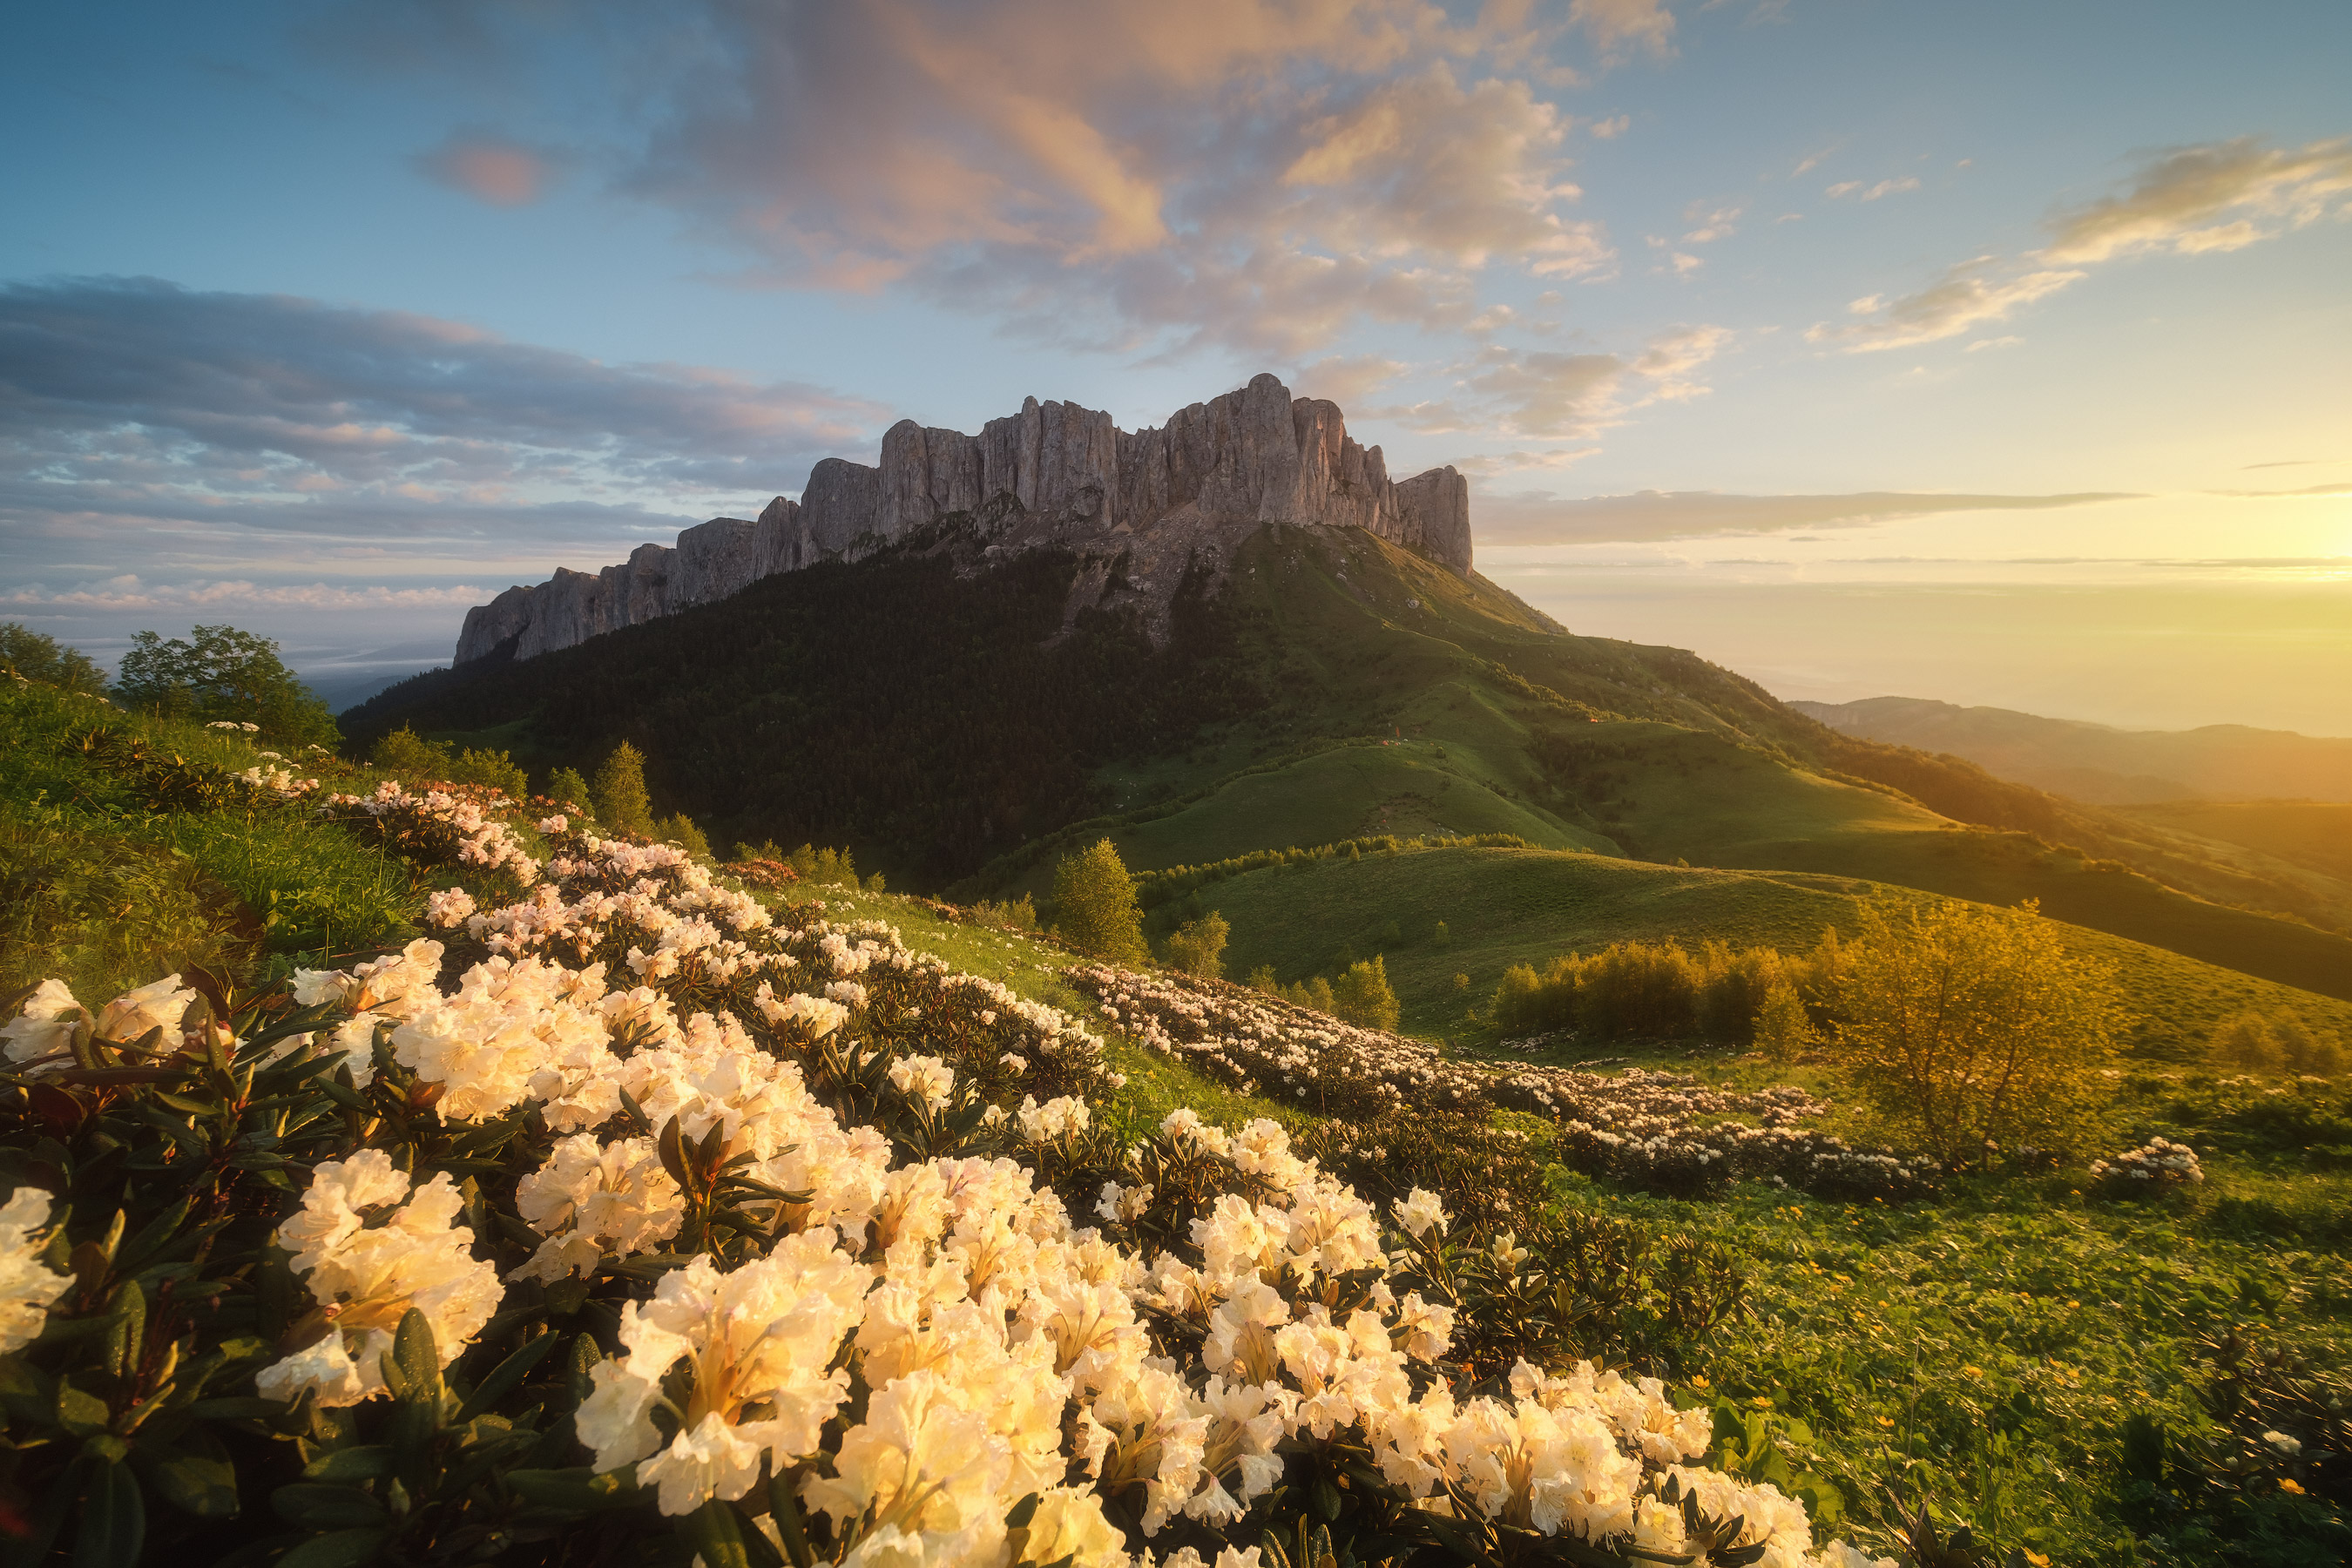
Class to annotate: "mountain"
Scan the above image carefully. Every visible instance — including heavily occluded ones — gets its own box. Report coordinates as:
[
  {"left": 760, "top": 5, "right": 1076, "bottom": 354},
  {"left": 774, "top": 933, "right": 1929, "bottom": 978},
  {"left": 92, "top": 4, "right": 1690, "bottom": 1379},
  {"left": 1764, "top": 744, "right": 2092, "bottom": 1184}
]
[
  {"left": 453, "top": 372, "right": 1468, "bottom": 664},
  {"left": 347, "top": 514, "right": 2352, "bottom": 1010},
  {"left": 1790, "top": 695, "right": 2352, "bottom": 803}
]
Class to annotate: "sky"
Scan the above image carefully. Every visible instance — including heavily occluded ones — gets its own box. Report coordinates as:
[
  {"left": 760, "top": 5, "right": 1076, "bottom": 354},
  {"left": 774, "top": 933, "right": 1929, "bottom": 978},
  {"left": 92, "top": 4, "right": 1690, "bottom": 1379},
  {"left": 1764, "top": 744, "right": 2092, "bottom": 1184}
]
[{"left": 3, "top": 0, "right": 2349, "bottom": 732}]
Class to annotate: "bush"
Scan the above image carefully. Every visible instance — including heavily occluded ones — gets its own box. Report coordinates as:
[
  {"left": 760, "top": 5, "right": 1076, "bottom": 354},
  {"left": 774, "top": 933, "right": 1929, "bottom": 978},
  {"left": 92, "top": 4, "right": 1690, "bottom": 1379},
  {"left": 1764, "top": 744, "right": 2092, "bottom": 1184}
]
[
  {"left": 0, "top": 623, "right": 105, "bottom": 694},
  {"left": 590, "top": 740, "right": 654, "bottom": 835},
  {"left": 452, "top": 746, "right": 530, "bottom": 799},
  {"left": 971, "top": 892, "right": 1038, "bottom": 931},
  {"left": 1753, "top": 978, "right": 1819, "bottom": 1063},
  {"left": 1331, "top": 953, "right": 1401, "bottom": 1030},
  {"left": 653, "top": 813, "right": 712, "bottom": 858},
  {"left": 113, "top": 623, "right": 339, "bottom": 746},
  {"left": 1052, "top": 837, "right": 1147, "bottom": 963},
  {"left": 546, "top": 765, "right": 594, "bottom": 815},
  {"left": 1833, "top": 896, "right": 2132, "bottom": 1166},
  {"left": 1163, "top": 910, "right": 1229, "bottom": 978},
  {"left": 2210, "top": 1009, "right": 2347, "bottom": 1076},
  {"left": 370, "top": 724, "right": 452, "bottom": 779},
  {"left": 1247, "top": 963, "right": 1278, "bottom": 993}
]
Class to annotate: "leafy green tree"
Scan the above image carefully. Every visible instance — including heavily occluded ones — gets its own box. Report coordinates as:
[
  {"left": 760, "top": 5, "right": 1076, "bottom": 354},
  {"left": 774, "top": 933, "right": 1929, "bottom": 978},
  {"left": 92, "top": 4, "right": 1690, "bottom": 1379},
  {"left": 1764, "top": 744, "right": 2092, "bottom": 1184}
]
[
  {"left": 112, "top": 624, "right": 338, "bottom": 746},
  {"left": 591, "top": 741, "right": 654, "bottom": 835},
  {"left": 1753, "top": 979, "right": 1819, "bottom": 1063},
  {"left": 547, "top": 767, "right": 594, "bottom": 815},
  {"left": 1053, "top": 838, "right": 1146, "bottom": 964},
  {"left": 1331, "top": 954, "right": 1401, "bottom": 1031},
  {"left": 1246, "top": 964, "right": 1279, "bottom": 993},
  {"left": 0, "top": 623, "right": 106, "bottom": 694},
  {"left": 655, "top": 814, "right": 713, "bottom": 859},
  {"left": 1834, "top": 896, "right": 2132, "bottom": 1166},
  {"left": 371, "top": 725, "right": 453, "bottom": 781},
  {"left": 452, "top": 747, "right": 529, "bottom": 799},
  {"left": 1164, "top": 911, "right": 1229, "bottom": 978}
]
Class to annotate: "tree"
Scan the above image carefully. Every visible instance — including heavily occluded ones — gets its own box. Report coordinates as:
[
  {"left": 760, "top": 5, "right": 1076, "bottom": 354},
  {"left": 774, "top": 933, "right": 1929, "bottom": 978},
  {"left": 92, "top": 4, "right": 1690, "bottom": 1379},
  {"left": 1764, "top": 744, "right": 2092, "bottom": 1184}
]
[
  {"left": 1053, "top": 838, "right": 1146, "bottom": 964},
  {"left": 1833, "top": 896, "right": 2131, "bottom": 1166},
  {"left": 546, "top": 767, "right": 594, "bottom": 816},
  {"left": 1246, "top": 964, "right": 1279, "bottom": 993},
  {"left": 1331, "top": 955, "right": 1401, "bottom": 1031},
  {"left": 1753, "top": 980, "right": 1818, "bottom": 1064},
  {"left": 371, "top": 725, "right": 453, "bottom": 781},
  {"left": 112, "top": 624, "right": 338, "bottom": 746},
  {"left": 591, "top": 741, "right": 654, "bottom": 835},
  {"left": 654, "top": 814, "right": 712, "bottom": 859},
  {"left": 1164, "top": 911, "right": 1229, "bottom": 978},
  {"left": 0, "top": 624, "right": 105, "bottom": 694}
]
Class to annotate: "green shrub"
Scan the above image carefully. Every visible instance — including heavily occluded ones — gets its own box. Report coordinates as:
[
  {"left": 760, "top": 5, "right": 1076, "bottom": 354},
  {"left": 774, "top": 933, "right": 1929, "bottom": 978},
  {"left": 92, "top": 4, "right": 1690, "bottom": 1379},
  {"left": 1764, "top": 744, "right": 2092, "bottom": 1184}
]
[
  {"left": 546, "top": 766, "right": 594, "bottom": 815},
  {"left": 1164, "top": 910, "right": 1230, "bottom": 978},
  {"left": 2212, "top": 1009, "right": 2348, "bottom": 1077},
  {"left": 1754, "top": 978, "right": 1819, "bottom": 1063},
  {"left": 1053, "top": 838, "right": 1147, "bottom": 963},
  {"left": 1834, "top": 896, "right": 2132, "bottom": 1166},
  {"left": 370, "top": 724, "right": 453, "bottom": 780},
  {"left": 1247, "top": 963, "right": 1279, "bottom": 993},
  {"left": 972, "top": 893, "right": 1038, "bottom": 931},
  {"left": 654, "top": 813, "right": 712, "bottom": 858},
  {"left": 451, "top": 746, "right": 530, "bottom": 798},
  {"left": 0, "top": 623, "right": 105, "bottom": 695},
  {"left": 591, "top": 740, "right": 654, "bottom": 835},
  {"left": 1331, "top": 954, "right": 1401, "bottom": 1030}
]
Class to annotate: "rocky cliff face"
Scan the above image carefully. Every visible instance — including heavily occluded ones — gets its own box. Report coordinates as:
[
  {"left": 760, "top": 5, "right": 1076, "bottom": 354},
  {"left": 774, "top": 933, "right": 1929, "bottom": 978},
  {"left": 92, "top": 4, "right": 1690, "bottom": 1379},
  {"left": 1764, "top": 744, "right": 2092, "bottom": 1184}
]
[{"left": 455, "top": 373, "right": 1470, "bottom": 665}]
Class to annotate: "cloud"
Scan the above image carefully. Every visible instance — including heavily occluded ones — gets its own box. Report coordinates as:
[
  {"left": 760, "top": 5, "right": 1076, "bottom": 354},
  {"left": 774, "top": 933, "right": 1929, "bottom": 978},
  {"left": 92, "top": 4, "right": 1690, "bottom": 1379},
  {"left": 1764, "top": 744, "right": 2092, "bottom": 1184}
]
[
  {"left": 1569, "top": 0, "right": 1677, "bottom": 60},
  {"left": 2044, "top": 135, "right": 2352, "bottom": 263},
  {"left": 1, "top": 577, "right": 490, "bottom": 611},
  {"left": 1293, "top": 353, "right": 1407, "bottom": 407},
  {"left": 1472, "top": 489, "right": 2141, "bottom": 545},
  {"left": 1808, "top": 257, "right": 2084, "bottom": 352},
  {"left": 1825, "top": 175, "right": 1920, "bottom": 201},
  {"left": 325, "top": 0, "right": 1608, "bottom": 359},
  {"left": 1680, "top": 203, "right": 1740, "bottom": 243},
  {"left": 1963, "top": 335, "right": 2024, "bottom": 352},
  {"left": 2206, "top": 483, "right": 2352, "bottom": 498},
  {"left": 0, "top": 277, "right": 887, "bottom": 594},
  {"left": 1396, "top": 322, "right": 1732, "bottom": 437},
  {"left": 415, "top": 132, "right": 564, "bottom": 206},
  {"left": 1587, "top": 114, "right": 1631, "bottom": 139},
  {"left": 1812, "top": 135, "right": 2352, "bottom": 355}
]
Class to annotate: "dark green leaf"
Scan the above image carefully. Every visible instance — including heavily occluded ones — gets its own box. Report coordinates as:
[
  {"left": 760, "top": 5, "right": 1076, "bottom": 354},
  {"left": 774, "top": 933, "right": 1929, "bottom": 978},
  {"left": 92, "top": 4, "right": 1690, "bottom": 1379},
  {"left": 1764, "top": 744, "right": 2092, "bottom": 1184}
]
[
  {"left": 273, "top": 1528, "right": 389, "bottom": 1568},
  {"left": 683, "top": 1497, "right": 749, "bottom": 1568},
  {"left": 457, "top": 1329, "right": 560, "bottom": 1422},
  {"left": 302, "top": 1446, "right": 394, "bottom": 1483},
  {"left": 56, "top": 1379, "right": 110, "bottom": 1437},
  {"left": 272, "top": 1483, "right": 389, "bottom": 1530},
  {"left": 73, "top": 1460, "right": 144, "bottom": 1568},
  {"left": 139, "top": 1426, "right": 240, "bottom": 1518}
]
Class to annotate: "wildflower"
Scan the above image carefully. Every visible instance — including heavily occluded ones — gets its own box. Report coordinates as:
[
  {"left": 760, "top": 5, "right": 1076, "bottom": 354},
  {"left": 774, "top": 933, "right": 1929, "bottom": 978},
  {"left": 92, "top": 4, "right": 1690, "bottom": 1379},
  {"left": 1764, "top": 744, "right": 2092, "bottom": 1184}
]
[
  {"left": 0, "top": 980, "right": 82, "bottom": 1066},
  {"left": 889, "top": 1054, "right": 956, "bottom": 1112},
  {"left": 2264, "top": 1429, "right": 2301, "bottom": 1456},
  {"left": 1392, "top": 1186, "right": 1450, "bottom": 1240},
  {"left": 255, "top": 1151, "right": 503, "bottom": 1407},
  {"left": 0, "top": 1188, "right": 72, "bottom": 1354},
  {"left": 577, "top": 1239, "right": 868, "bottom": 1513}
]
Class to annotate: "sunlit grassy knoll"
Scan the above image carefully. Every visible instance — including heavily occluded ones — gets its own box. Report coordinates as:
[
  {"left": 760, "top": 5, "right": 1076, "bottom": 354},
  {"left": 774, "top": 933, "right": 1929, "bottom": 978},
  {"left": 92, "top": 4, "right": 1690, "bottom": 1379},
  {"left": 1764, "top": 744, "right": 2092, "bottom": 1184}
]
[
  {"left": 1176, "top": 841, "right": 2352, "bottom": 1058},
  {"left": 0, "top": 680, "right": 420, "bottom": 999}
]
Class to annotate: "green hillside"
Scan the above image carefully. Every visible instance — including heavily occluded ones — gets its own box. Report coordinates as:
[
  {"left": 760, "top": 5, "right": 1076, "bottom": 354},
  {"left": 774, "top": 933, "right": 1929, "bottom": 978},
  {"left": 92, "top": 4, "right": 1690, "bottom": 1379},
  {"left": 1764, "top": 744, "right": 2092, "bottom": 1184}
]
[
  {"left": 348, "top": 519, "right": 2352, "bottom": 1004},
  {"left": 1140, "top": 841, "right": 2352, "bottom": 1055}
]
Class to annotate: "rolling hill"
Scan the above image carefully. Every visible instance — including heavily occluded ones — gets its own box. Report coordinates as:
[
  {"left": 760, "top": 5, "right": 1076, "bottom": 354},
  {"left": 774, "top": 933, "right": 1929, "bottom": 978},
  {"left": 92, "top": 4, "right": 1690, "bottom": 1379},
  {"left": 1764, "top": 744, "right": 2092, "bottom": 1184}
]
[
  {"left": 1792, "top": 694, "right": 2352, "bottom": 803},
  {"left": 348, "top": 520, "right": 2352, "bottom": 1007}
]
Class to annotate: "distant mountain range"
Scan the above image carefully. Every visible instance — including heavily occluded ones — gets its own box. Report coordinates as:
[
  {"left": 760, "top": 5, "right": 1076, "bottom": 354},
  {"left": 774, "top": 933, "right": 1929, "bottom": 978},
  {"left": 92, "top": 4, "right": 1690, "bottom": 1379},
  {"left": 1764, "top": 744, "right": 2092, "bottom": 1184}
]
[{"left": 1789, "top": 696, "right": 2352, "bottom": 803}]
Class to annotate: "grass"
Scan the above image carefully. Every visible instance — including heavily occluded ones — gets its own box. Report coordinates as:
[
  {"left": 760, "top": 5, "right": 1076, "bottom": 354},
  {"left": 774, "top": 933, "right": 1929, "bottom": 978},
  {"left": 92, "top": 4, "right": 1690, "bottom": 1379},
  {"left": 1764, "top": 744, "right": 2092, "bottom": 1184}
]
[
  {"left": 1, "top": 680, "right": 422, "bottom": 997},
  {"left": 1167, "top": 841, "right": 2352, "bottom": 1058}
]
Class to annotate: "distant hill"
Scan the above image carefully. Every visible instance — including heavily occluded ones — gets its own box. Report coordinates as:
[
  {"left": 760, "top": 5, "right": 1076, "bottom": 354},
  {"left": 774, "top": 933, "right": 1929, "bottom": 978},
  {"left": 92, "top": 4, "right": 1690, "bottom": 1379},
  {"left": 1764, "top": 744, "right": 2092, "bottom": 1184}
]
[
  {"left": 347, "top": 520, "right": 2352, "bottom": 1004},
  {"left": 1789, "top": 695, "right": 2352, "bottom": 803}
]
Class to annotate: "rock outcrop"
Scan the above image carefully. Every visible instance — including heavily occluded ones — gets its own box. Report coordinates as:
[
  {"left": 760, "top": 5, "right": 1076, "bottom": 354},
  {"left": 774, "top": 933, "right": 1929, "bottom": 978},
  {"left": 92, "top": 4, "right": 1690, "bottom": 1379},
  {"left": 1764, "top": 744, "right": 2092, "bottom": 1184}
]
[{"left": 456, "top": 373, "right": 1470, "bottom": 665}]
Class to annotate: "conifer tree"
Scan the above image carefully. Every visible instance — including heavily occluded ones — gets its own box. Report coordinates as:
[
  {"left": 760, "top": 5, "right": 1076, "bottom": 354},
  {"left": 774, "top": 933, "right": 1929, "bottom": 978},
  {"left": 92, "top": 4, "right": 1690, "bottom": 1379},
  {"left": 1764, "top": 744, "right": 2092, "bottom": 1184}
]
[
  {"left": 547, "top": 767, "right": 594, "bottom": 816},
  {"left": 591, "top": 741, "right": 654, "bottom": 836},
  {"left": 1053, "top": 838, "right": 1146, "bottom": 963}
]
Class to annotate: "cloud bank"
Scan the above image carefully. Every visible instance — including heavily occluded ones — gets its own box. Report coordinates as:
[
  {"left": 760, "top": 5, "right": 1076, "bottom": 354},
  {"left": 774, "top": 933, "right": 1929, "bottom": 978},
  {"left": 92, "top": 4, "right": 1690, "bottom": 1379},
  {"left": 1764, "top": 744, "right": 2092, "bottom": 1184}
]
[{"left": 1473, "top": 488, "right": 2141, "bottom": 545}]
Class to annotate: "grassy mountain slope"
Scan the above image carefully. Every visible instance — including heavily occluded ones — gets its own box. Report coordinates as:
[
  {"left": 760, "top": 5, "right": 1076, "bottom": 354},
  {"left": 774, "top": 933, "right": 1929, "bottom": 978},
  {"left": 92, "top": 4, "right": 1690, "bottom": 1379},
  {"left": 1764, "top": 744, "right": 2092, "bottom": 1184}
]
[
  {"left": 349, "top": 521, "right": 2352, "bottom": 1001},
  {"left": 1794, "top": 694, "right": 2352, "bottom": 803},
  {"left": 1156, "top": 842, "right": 2352, "bottom": 1056}
]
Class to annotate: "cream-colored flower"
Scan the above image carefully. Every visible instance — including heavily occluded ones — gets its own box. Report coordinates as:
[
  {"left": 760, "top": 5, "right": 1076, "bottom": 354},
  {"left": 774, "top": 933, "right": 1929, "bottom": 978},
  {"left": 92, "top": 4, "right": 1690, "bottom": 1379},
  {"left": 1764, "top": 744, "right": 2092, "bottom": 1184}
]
[
  {"left": 0, "top": 1188, "right": 72, "bottom": 1354},
  {"left": 0, "top": 980, "right": 82, "bottom": 1067}
]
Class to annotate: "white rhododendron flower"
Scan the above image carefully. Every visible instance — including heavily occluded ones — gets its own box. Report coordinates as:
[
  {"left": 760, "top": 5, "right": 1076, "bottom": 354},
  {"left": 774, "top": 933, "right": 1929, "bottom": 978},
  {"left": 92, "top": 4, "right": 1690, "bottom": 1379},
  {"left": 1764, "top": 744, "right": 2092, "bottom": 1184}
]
[
  {"left": 578, "top": 1238, "right": 868, "bottom": 1513},
  {"left": 94, "top": 973, "right": 198, "bottom": 1044},
  {"left": 1393, "top": 1186, "right": 1450, "bottom": 1240},
  {"left": 255, "top": 1151, "right": 503, "bottom": 1407},
  {"left": 512, "top": 1134, "right": 685, "bottom": 1281},
  {"left": 0, "top": 1188, "right": 72, "bottom": 1354},
  {"left": 889, "top": 1054, "right": 955, "bottom": 1112},
  {"left": 0, "top": 980, "right": 82, "bottom": 1067}
]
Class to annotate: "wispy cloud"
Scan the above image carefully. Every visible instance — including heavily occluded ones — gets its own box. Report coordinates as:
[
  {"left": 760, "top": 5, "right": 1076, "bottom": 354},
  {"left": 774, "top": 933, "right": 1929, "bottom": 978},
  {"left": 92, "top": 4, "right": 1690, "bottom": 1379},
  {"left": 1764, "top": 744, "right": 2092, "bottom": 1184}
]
[
  {"left": 1474, "top": 489, "right": 2141, "bottom": 544},
  {"left": 1811, "top": 135, "right": 2352, "bottom": 353},
  {"left": 1382, "top": 323, "right": 1733, "bottom": 439},
  {"left": 1825, "top": 175, "right": 1920, "bottom": 201},
  {"left": 415, "top": 132, "right": 567, "bottom": 206}
]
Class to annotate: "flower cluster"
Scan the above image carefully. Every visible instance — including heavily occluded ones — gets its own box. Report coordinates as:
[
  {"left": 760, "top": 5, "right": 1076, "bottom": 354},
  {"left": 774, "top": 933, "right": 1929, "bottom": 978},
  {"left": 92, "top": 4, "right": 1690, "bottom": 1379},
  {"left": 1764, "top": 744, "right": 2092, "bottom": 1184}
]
[
  {"left": 234, "top": 761, "right": 320, "bottom": 797},
  {"left": 324, "top": 779, "right": 544, "bottom": 885},
  {"left": 1072, "top": 967, "right": 1938, "bottom": 1201},
  {"left": 2089, "top": 1136, "right": 2204, "bottom": 1190}
]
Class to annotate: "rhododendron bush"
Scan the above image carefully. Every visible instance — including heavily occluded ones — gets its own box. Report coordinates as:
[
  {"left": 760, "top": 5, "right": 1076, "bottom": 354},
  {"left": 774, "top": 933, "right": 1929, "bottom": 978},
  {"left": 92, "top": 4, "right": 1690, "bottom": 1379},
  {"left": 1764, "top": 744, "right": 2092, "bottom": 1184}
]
[{"left": 0, "top": 831, "right": 1904, "bottom": 1567}]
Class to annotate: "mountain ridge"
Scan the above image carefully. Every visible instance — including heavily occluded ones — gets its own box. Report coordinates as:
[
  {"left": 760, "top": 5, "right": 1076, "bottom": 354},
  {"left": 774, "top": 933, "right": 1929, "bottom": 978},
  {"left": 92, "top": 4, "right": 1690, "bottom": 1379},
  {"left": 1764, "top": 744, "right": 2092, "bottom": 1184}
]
[{"left": 454, "top": 372, "right": 1469, "bottom": 665}]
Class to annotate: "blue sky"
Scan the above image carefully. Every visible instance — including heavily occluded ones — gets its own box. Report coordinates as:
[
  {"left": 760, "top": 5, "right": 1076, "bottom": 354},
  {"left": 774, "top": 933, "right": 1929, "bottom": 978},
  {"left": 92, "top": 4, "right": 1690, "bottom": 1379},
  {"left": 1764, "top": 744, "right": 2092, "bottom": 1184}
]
[{"left": 4, "top": 0, "right": 2349, "bottom": 729}]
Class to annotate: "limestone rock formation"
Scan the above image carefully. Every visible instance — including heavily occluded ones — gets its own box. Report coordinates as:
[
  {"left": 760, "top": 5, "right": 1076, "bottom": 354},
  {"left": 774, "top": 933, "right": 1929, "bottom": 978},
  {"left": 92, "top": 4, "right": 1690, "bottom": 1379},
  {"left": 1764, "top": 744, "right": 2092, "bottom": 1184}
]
[{"left": 455, "top": 372, "right": 1470, "bottom": 665}]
